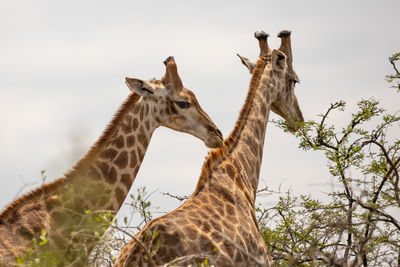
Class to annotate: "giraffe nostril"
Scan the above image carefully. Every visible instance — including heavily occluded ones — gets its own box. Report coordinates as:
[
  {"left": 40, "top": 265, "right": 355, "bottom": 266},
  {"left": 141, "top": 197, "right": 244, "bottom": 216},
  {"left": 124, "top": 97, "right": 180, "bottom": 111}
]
[
  {"left": 216, "top": 129, "right": 223, "bottom": 139},
  {"left": 207, "top": 126, "right": 223, "bottom": 139}
]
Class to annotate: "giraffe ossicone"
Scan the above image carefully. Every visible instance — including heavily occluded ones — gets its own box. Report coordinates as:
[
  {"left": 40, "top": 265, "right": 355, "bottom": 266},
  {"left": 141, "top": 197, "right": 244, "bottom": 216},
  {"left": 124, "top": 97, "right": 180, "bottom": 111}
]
[
  {"left": 115, "top": 30, "right": 304, "bottom": 267},
  {"left": 0, "top": 56, "right": 223, "bottom": 265}
]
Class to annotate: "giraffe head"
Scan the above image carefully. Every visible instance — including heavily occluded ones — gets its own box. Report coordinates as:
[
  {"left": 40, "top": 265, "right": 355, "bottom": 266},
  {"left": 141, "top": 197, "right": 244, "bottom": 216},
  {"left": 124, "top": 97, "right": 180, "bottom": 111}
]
[
  {"left": 126, "top": 56, "right": 223, "bottom": 148},
  {"left": 239, "top": 30, "right": 304, "bottom": 132}
]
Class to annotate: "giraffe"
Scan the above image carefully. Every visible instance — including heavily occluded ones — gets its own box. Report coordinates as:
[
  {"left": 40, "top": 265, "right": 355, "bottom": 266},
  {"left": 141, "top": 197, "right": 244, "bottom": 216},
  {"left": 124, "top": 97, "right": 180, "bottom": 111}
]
[
  {"left": 114, "top": 30, "right": 304, "bottom": 267},
  {"left": 0, "top": 56, "right": 223, "bottom": 265}
]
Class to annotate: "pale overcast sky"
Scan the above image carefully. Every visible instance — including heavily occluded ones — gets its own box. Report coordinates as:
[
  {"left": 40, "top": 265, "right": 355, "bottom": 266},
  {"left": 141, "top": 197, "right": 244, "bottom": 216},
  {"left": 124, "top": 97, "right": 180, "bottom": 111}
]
[{"left": 1, "top": 1, "right": 399, "bottom": 220}]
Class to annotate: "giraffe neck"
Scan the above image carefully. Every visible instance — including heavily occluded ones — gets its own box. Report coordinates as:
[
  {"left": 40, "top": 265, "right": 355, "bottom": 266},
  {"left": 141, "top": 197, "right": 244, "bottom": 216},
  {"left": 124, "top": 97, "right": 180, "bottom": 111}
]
[
  {"left": 229, "top": 64, "right": 276, "bottom": 199},
  {"left": 196, "top": 58, "right": 276, "bottom": 205},
  {"left": 61, "top": 94, "right": 158, "bottom": 214},
  {"left": 0, "top": 93, "right": 161, "bottom": 262}
]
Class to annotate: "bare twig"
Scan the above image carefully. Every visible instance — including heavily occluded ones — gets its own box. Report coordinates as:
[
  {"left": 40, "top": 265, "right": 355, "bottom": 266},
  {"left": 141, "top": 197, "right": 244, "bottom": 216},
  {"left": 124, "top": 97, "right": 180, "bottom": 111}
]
[{"left": 161, "top": 192, "right": 189, "bottom": 202}]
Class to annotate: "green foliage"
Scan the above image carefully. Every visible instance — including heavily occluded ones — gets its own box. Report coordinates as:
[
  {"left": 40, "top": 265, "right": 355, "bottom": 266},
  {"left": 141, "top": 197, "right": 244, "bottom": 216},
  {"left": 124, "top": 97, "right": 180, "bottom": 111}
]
[
  {"left": 262, "top": 53, "right": 400, "bottom": 266},
  {"left": 90, "top": 186, "right": 159, "bottom": 266},
  {"left": 122, "top": 187, "right": 155, "bottom": 224},
  {"left": 15, "top": 210, "right": 114, "bottom": 266},
  {"left": 201, "top": 257, "right": 209, "bottom": 267},
  {"left": 128, "top": 187, "right": 157, "bottom": 225},
  {"left": 386, "top": 52, "right": 400, "bottom": 92}
]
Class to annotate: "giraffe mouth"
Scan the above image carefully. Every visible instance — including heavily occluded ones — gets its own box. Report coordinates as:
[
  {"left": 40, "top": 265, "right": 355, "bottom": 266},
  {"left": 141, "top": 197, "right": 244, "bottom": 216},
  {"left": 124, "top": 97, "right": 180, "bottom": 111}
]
[
  {"left": 288, "top": 107, "right": 304, "bottom": 132},
  {"left": 204, "top": 126, "right": 224, "bottom": 148},
  {"left": 205, "top": 137, "right": 224, "bottom": 148},
  {"left": 205, "top": 133, "right": 224, "bottom": 148},
  {"left": 271, "top": 102, "right": 304, "bottom": 132},
  {"left": 284, "top": 119, "right": 303, "bottom": 132}
]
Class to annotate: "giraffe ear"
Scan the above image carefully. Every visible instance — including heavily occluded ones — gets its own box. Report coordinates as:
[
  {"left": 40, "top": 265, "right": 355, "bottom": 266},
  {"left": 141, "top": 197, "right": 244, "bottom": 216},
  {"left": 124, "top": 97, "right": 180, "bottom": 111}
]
[
  {"left": 271, "top": 49, "right": 287, "bottom": 71},
  {"left": 237, "top": 54, "right": 256, "bottom": 74},
  {"left": 125, "top": 78, "right": 155, "bottom": 97}
]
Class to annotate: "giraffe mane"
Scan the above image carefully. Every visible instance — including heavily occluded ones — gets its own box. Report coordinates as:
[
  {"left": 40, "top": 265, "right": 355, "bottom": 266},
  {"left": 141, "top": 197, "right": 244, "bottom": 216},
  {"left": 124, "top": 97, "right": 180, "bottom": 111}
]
[
  {"left": 194, "top": 57, "right": 268, "bottom": 193},
  {"left": 66, "top": 92, "right": 141, "bottom": 177},
  {"left": 0, "top": 177, "right": 67, "bottom": 221},
  {"left": 0, "top": 92, "right": 141, "bottom": 221}
]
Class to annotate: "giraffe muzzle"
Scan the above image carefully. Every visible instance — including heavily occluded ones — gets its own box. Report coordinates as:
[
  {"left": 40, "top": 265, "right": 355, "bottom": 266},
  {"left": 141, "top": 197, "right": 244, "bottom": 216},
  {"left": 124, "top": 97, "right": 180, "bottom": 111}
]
[{"left": 206, "top": 127, "right": 224, "bottom": 148}]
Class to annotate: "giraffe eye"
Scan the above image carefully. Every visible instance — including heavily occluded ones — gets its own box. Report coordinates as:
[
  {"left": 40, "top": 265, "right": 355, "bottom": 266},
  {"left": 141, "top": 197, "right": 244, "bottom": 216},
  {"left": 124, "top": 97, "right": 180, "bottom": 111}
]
[{"left": 174, "top": 101, "right": 191, "bottom": 109}]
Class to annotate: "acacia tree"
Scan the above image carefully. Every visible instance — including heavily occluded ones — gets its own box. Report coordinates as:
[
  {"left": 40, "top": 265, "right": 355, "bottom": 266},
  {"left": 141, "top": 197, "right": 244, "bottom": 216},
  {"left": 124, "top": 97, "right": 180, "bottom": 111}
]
[{"left": 258, "top": 54, "right": 400, "bottom": 266}]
